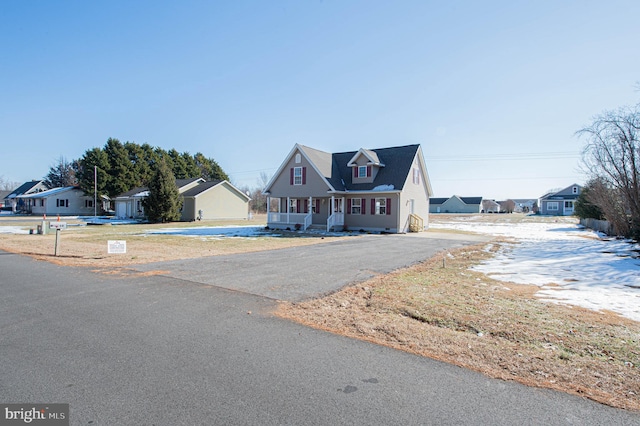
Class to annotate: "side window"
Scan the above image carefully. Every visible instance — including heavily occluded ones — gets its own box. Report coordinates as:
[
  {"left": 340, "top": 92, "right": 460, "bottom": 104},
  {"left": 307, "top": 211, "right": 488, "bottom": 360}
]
[
  {"left": 293, "top": 167, "right": 302, "bottom": 185},
  {"left": 375, "top": 198, "right": 387, "bottom": 215},
  {"left": 351, "top": 198, "right": 362, "bottom": 214}
]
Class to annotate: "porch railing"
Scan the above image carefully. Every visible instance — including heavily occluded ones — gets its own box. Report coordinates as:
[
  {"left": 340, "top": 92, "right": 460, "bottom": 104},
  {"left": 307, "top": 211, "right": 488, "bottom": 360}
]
[
  {"left": 409, "top": 214, "right": 424, "bottom": 232},
  {"left": 268, "top": 212, "right": 311, "bottom": 230},
  {"left": 303, "top": 212, "right": 312, "bottom": 230},
  {"left": 327, "top": 212, "right": 344, "bottom": 232}
]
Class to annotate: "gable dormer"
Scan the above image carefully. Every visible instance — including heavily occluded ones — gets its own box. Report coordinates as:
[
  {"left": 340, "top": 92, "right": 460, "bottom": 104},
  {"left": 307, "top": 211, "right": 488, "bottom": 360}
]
[{"left": 347, "top": 148, "right": 385, "bottom": 184}]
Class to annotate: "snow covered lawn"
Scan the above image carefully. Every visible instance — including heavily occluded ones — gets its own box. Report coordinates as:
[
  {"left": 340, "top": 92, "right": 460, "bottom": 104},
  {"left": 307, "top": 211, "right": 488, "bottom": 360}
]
[
  {"left": 145, "top": 225, "right": 268, "bottom": 239},
  {"left": 430, "top": 216, "right": 640, "bottom": 323}
]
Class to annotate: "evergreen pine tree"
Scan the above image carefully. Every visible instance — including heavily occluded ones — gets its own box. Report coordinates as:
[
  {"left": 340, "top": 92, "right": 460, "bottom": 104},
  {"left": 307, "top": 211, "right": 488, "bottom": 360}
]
[
  {"left": 105, "top": 138, "right": 135, "bottom": 197},
  {"left": 142, "top": 158, "right": 182, "bottom": 223},
  {"left": 78, "top": 148, "right": 110, "bottom": 199}
]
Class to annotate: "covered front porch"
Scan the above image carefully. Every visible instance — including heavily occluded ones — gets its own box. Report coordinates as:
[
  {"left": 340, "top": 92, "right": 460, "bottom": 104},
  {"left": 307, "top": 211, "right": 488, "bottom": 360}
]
[{"left": 266, "top": 195, "right": 345, "bottom": 232}]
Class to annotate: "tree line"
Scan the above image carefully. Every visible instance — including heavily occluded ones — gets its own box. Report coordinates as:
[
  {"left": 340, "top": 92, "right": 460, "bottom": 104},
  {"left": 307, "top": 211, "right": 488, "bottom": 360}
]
[
  {"left": 575, "top": 100, "right": 640, "bottom": 238},
  {"left": 44, "top": 138, "right": 229, "bottom": 200}
]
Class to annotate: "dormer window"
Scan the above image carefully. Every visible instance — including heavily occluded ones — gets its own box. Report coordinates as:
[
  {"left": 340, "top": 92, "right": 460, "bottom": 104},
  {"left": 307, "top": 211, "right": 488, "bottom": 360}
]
[{"left": 354, "top": 165, "right": 371, "bottom": 178}]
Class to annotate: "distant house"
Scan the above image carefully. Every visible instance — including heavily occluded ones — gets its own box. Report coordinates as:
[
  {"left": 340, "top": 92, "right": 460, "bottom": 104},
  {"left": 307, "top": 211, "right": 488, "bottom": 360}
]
[
  {"left": 0, "top": 191, "right": 11, "bottom": 208},
  {"left": 538, "top": 184, "right": 582, "bottom": 216},
  {"left": 114, "top": 177, "right": 250, "bottom": 221},
  {"left": 429, "top": 196, "right": 483, "bottom": 214},
  {"left": 262, "top": 143, "right": 432, "bottom": 233},
  {"left": 4, "top": 180, "right": 49, "bottom": 213},
  {"left": 512, "top": 199, "right": 536, "bottom": 213},
  {"left": 482, "top": 199, "right": 500, "bottom": 213},
  {"left": 17, "top": 186, "right": 99, "bottom": 216},
  {"left": 114, "top": 178, "right": 204, "bottom": 219},
  {"left": 181, "top": 180, "right": 251, "bottom": 221}
]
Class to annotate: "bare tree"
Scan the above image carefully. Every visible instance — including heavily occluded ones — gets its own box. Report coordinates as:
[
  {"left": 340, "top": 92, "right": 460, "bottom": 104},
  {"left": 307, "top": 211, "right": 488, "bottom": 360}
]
[
  {"left": 580, "top": 178, "right": 629, "bottom": 236},
  {"left": 44, "top": 156, "right": 78, "bottom": 188},
  {"left": 0, "top": 176, "right": 21, "bottom": 191},
  {"left": 577, "top": 103, "right": 640, "bottom": 237},
  {"left": 252, "top": 172, "right": 271, "bottom": 213}
]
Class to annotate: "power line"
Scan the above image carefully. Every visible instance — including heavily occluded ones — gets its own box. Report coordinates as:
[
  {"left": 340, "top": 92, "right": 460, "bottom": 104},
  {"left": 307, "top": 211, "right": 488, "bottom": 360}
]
[
  {"left": 434, "top": 175, "right": 583, "bottom": 182},
  {"left": 428, "top": 151, "right": 579, "bottom": 162},
  {"left": 227, "top": 167, "right": 278, "bottom": 175}
]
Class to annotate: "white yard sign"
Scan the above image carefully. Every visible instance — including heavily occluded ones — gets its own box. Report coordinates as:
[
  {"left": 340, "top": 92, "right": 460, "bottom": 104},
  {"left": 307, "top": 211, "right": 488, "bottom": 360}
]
[{"left": 107, "top": 240, "right": 127, "bottom": 254}]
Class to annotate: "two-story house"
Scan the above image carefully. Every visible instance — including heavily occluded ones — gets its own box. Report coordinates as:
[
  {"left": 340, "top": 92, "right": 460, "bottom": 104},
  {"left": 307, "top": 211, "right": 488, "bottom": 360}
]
[{"left": 262, "top": 144, "right": 432, "bottom": 233}]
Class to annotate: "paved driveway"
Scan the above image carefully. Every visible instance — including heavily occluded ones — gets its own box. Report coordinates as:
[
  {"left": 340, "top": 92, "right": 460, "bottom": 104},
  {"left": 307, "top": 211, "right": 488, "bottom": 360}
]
[{"left": 131, "top": 232, "right": 490, "bottom": 301}]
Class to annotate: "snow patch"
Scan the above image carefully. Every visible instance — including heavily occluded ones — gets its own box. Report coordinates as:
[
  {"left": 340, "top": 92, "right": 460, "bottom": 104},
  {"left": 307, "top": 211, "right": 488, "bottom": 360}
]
[
  {"left": 372, "top": 184, "right": 394, "bottom": 191},
  {"left": 433, "top": 218, "right": 640, "bottom": 323}
]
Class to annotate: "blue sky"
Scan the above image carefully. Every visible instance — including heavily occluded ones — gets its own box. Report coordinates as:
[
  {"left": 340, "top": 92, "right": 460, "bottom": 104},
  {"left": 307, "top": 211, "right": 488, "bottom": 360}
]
[{"left": 2, "top": 1, "right": 639, "bottom": 199}]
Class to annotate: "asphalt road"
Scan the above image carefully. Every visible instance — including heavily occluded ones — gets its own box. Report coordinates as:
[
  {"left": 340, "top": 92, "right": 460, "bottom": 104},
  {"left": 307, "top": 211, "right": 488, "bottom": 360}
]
[{"left": 1, "top": 236, "right": 639, "bottom": 425}]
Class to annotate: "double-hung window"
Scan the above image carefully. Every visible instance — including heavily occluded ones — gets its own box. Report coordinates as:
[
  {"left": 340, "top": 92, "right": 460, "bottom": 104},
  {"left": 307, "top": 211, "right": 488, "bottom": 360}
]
[
  {"left": 375, "top": 198, "right": 387, "bottom": 215},
  {"left": 351, "top": 198, "right": 362, "bottom": 215},
  {"left": 413, "top": 168, "right": 421, "bottom": 185},
  {"left": 358, "top": 166, "right": 367, "bottom": 178},
  {"left": 293, "top": 167, "right": 303, "bottom": 185}
]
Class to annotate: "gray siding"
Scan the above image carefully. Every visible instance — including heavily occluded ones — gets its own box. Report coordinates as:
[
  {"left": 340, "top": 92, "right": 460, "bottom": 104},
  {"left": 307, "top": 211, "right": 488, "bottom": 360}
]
[
  {"left": 343, "top": 194, "right": 398, "bottom": 232},
  {"left": 436, "top": 197, "right": 481, "bottom": 214},
  {"left": 267, "top": 148, "right": 332, "bottom": 198}
]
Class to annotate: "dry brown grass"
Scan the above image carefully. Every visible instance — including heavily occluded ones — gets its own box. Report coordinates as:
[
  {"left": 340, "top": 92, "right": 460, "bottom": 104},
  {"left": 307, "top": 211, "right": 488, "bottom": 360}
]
[
  {"left": 277, "top": 241, "right": 640, "bottom": 411},
  {"left": 0, "top": 215, "right": 349, "bottom": 268}
]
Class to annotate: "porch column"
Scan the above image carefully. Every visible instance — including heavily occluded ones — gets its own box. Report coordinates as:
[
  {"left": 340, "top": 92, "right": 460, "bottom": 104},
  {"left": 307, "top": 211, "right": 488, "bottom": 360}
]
[
  {"left": 266, "top": 196, "right": 270, "bottom": 221},
  {"left": 330, "top": 195, "right": 335, "bottom": 215},
  {"left": 309, "top": 196, "right": 313, "bottom": 215},
  {"left": 287, "top": 197, "right": 290, "bottom": 223}
]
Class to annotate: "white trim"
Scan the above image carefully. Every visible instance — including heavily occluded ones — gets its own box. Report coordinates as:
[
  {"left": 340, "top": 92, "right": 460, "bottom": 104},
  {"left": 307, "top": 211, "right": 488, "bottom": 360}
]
[
  {"left": 262, "top": 144, "right": 336, "bottom": 194},
  {"left": 346, "top": 148, "right": 385, "bottom": 167}
]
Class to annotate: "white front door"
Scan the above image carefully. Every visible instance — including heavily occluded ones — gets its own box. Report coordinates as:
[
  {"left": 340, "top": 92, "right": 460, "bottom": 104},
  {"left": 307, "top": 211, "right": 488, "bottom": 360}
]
[
  {"left": 332, "top": 198, "right": 344, "bottom": 225},
  {"left": 564, "top": 201, "right": 574, "bottom": 215}
]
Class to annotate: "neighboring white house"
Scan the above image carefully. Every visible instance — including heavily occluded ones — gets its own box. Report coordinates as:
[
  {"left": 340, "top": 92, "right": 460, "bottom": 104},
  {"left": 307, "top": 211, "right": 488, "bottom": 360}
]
[
  {"left": 482, "top": 199, "right": 500, "bottom": 213},
  {"left": 4, "top": 180, "right": 49, "bottom": 213},
  {"left": 512, "top": 199, "right": 536, "bottom": 213},
  {"left": 17, "top": 186, "right": 99, "bottom": 216}
]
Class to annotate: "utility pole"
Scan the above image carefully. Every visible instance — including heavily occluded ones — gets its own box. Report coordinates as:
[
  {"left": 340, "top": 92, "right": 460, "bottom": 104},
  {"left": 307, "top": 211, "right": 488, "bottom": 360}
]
[{"left": 94, "top": 165, "right": 97, "bottom": 217}]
